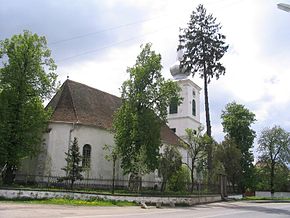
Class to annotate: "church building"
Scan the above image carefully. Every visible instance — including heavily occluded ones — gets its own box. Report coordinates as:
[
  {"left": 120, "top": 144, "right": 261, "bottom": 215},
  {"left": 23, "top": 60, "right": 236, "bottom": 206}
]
[{"left": 17, "top": 54, "right": 201, "bottom": 186}]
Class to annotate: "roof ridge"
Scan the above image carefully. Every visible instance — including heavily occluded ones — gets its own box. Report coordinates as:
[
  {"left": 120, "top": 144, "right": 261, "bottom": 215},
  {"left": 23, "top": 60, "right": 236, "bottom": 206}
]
[
  {"left": 66, "top": 79, "right": 121, "bottom": 100},
  {"left": 66, "top": 80, "right": 79, "bottom": 122},
  {"left": 45, "top": 81, "right": 67, "bottom": 113},
  {"left": 45, "top": 90, "right": 60, "bottom": 112}
]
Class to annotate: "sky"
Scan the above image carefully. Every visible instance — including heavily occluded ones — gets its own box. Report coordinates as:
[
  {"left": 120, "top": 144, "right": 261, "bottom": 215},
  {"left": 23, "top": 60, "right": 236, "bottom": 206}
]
[{"left": 1, "top": 0, "right": 290, "bottom": 153}]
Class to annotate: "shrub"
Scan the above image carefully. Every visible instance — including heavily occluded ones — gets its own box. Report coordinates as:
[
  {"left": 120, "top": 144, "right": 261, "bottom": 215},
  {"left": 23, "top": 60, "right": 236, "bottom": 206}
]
[{"left": 167, "top": 164, "right": 191, "bottom": 192}]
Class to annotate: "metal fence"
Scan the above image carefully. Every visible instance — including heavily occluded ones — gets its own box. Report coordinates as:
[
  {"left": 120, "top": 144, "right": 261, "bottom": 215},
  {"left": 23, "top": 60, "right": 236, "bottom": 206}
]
[{"left": 10, "top": 174, "right": 225, "bottom": 195}]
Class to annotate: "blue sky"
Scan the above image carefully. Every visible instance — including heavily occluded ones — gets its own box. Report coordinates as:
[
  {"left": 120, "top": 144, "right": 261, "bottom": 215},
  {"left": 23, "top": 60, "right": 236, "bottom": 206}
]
[{"left": 1, "top": 0, "right": 290, "bottom": 154}]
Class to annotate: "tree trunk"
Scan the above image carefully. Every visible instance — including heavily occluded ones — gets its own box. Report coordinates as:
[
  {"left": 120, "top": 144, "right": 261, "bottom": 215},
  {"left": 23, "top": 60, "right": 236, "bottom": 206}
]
[
  {"left": 191, "top": 163, "right": 195, "bottom": 193},
  {"left": 2, "top": 164, "right": 16, "bottom": 185},
  {"left": 128, "top": 173, "right": 142, "bottom": 192},
  {"left": 70, "top": 179, "right": 74, "bottom": 190},
  {"left": 203, "top": 73, "right": 212, "bottom": 137},
  {"left": 270, "top": 162, "right": 275, "bottom": 198},
  {"left": 112, "top": 159, "right": 116, "bottom": 194},
  {"left": 232, "top": 176, "right": 235, "bottom": 194},
  {"left": 161, "top": 180, "right": 167, "bottom": 192},
  {"left": 203, "top": 73, "right": 213, "bottom": 187}
]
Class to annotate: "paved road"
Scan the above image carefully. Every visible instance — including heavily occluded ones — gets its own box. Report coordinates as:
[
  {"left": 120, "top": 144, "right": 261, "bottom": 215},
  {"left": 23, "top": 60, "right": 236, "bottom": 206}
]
[{"left": 1, "top": 201, "right": 290, "bottom": 218}]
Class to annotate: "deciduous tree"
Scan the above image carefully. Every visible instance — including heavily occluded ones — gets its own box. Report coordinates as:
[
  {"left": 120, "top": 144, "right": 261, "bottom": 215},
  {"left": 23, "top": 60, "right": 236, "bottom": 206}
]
[
  {"left": 0, "top": 30, "right": 57, "bottom": 184},
  {"left": 113, "top": 43, "right": 181, "bottom": 182},
  {"left": 159, "top": 145, "right": 182, "bottom": 192},
  {"left": 215, "top": 137, "right": 242, "bottom": 193},
  {"left": 182, "top": 127, "right": 207, "bottom": 192},
  {"left": 103, "top": 144, "right": 119, "bottom": 194},
  {"left": 255, "top": 162, "right": 290, "bottom": 192},
  {"left": 167, "top": 164, "right": 191, "bottom": 192},
  {"left": 257, "top": 126, "right": 290, "bottom": 195},
  {"left": 221, "top": 102, "right": 256, "bottom": 192}
]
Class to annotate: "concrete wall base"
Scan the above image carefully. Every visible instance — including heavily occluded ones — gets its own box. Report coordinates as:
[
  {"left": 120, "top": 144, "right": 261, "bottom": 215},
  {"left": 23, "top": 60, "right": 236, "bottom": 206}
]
[
  {"left": 255, "top": 191, "right": 290, "bottom": 198},
  {"left": 0, "top": 189, "right": 221, "bottom": 206}
]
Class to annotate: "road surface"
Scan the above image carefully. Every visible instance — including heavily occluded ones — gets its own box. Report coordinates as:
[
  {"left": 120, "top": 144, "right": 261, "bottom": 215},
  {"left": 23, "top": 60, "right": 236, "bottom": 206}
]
[{"left": 1, "top": 201, "right": 290, "bottom": 218}]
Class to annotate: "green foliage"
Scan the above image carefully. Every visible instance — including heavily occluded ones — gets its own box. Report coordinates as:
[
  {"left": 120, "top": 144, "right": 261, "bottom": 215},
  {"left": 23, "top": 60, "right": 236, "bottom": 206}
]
[
  {"left": 215, "top": 137, "right": 242, "bottom": 192},
  {"left": 0, "top": 197, "right": 137, "bottom": 206},
  {"left": 0, "top": 30, "right": 57, "bottom": 184},
  {"left": 221, "top": 101, "right": 256, "bottom": 192},
  {"left": 159, "top": 145, "right": 182, "bottom": 192},
  {"left": 257, "top": 126, "right": 290, "bottom": 193},
  {"left": 178, "top": 4, "right": 228, "bottom": 83},
  {"left": 243, "top": 196, "right": 290, "bottom": 201},
  {"left": 113, "top": 43, "right": 181, "bottom": 176},
  {"left": 167, "top": 164, "right": 191, "bottom": 192},
  {"left": 255, "top": 162, "right": 290, "bottom": 192},
  {"left": 178, "top": 4, "right": 228, "bottom": 182},
  {"left": 178, "top": 4, "right": 228, "bottom": 138},
  {"left": 103, "top": 144, "right": 119, "bottom": 163},
  {"left": 221, "top": 102, "right": 256, "bottom": 153},
  {"left": 182, "top": 127, "right": 207, "bottom": 192},
  {"left": 258, "top": 126, "right": 290, "bottom": 167},
  {"left": 103, "top": 144, "right": 119, "bottom": 194},
  {"left": 61, "top": 137, "right": 83, "bottom": 189}
]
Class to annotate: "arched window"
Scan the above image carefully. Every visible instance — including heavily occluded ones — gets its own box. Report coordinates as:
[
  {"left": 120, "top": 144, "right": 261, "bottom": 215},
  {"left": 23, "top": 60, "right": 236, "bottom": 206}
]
[
  {"left": 169, "top": 97, "right": 178, "bottom": 114},
  {"left": 82, "top": 144, "right": 91, "bottom": 168},
  {"left": 192, "top": 99, "right": 196, "bottom": 116}
]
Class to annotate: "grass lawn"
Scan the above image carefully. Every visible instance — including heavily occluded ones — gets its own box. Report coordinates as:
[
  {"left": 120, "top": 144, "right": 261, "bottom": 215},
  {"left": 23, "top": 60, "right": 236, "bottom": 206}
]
[
  {"left": 243, "top": 196, "right": 290, "bottom": 201},
  {"left": 0, "top": 197, "right": 138, "bottom": 207}
]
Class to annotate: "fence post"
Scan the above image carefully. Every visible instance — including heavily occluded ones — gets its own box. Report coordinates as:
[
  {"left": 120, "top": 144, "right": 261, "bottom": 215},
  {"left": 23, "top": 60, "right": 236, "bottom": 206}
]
[{"left": 219, "top": 174, "right": 224, "bottom": 200}]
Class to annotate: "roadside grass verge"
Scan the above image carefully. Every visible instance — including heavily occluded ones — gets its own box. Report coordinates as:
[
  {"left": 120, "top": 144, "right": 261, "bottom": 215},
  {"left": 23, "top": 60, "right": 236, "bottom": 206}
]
[
  {"left": 243, "top": 196, "right": 290, "bottom": 201},
  {"left": 0, "top": 197, "right": 137, "bottom": 207}
]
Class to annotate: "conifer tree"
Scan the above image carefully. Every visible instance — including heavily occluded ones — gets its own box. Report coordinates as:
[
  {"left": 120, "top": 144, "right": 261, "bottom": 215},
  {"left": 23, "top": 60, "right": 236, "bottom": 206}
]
[
  {"left": 178, "top": 4, "right": 228, "bottom": 138},
  {"left": 62, "top": 137, "right": 83, "bottom": 189},
  {"left": 178, "top": 4, "right": 228, "bottom": 183}
]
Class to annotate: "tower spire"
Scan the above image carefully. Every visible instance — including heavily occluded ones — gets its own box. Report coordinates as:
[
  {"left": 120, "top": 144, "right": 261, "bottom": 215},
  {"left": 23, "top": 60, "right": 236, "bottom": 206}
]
[{"left": 169, "top": 50, "right": 190, "bottom": 80}]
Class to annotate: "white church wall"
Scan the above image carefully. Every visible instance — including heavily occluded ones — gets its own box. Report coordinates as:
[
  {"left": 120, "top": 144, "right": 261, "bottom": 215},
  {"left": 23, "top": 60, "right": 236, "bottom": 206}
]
[
  {"left": 168, "top": 117, "right": 200, "bottom": 139},
  {"left": 43, "top": 122, "right": 125, "bottom": 181},
  {"left": 72, "top": 124, "right": 117, "bottom": 180},
  {"left": 45, "top": 122, "right": 71, "bottom": 176},
  {"left": 17, "top": 121, "right": 177, "bottom": 188},
  {"left": 178, "top": 79, "right": 201, "bottom": 122}
]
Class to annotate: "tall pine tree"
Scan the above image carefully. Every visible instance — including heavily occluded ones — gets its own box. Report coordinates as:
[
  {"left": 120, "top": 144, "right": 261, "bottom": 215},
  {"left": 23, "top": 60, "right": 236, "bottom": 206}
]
[{"left": 178, "top": 4, "right": 228, "bottom": 182}]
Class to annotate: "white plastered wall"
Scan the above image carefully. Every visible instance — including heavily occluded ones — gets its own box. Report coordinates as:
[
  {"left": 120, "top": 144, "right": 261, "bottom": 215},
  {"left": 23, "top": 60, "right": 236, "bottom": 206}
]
[{"left": 41, "top": 122, "right": 125, "bottom": 180}]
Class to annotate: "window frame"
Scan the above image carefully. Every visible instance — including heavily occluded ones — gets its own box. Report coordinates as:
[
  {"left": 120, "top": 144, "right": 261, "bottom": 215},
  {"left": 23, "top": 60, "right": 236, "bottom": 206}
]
[{"left": 82, "top": 144, "right": 91, "bottom": 169}]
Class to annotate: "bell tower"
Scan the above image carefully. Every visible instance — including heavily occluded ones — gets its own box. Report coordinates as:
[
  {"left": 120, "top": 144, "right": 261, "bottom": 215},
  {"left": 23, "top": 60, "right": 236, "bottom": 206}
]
[{"left": 167, "top": 51, "right": 201, "bottom": 140}]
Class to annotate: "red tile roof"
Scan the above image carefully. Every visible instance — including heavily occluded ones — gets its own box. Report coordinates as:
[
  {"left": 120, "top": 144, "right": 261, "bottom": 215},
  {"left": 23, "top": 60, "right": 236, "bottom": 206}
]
[{"left": 47, "top": 79, "right": 182, "bottom": 146}]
